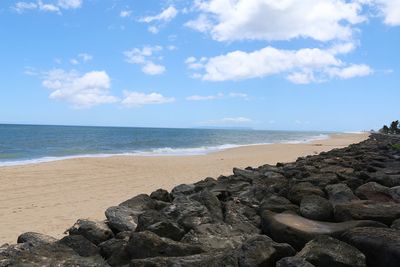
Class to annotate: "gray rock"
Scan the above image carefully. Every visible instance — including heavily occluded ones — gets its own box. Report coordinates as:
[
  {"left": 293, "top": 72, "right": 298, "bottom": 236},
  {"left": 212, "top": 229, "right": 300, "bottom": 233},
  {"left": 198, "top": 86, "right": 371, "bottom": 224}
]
[
  {"left": 389, "top": 186, "right": 400, "bottom": 202},
  {"left": 105, "top": 205, "right": 139, "bottom": 232},
  {"left": 288, "top": 182, "right": 325, "bottom": 204},
  {"left": 17, "top": 232, "right": 57, "bottom": 247},
  {"left": 297, "top": 235, "right": 366, "bottom": 267},
  {"left": 325, "top": 183, "right": 359, "bottom": 205},
  {"left": 59, "top": 235, "right": 100, "bottom": 257},
  {"left": 300, "top": 195, "right": 333, "bottom": 221},
  {"left": 171, "top": 184, "right": 196, "bottom": 198},
  {"left": 391, "top": 218, "right": 400, "bottom": 230},
  {"left": 355, "top": 182, "right": 393, "bottom": 202},
  {"left": 67, "top": 219, "right": 114, "bottom": 245},
  {"left": 119, "top": 194, "right": 157, "bottom": 211},
  {"left": 260, "top": 210, "right": 386, "bottom": 249},
  {"left": 341, "top": 227, "right": 400, "bottom": 267},
  {"left": 260, "top": 195, "right": 299, "bottom": 214},
  {"left": 150, "top": 189, "right": 172, "bottom": 202},
  {"left": 276, "top": 257, "right": 315, "bottom": 267}
]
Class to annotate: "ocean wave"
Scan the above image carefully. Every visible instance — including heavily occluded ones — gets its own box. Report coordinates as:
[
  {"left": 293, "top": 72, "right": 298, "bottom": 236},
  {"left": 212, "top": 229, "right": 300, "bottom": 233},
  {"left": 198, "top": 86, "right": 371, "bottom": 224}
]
[{"left": 0, "top": 134, "right": 331, "bottom": 167}]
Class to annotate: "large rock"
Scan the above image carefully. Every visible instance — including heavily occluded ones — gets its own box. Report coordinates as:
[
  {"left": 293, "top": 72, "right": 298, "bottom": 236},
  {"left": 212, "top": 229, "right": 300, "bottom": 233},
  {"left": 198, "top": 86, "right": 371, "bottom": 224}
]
[
  {"left": 105, "top": 205, "right": 139, "bottom": 232},
  {"left": 119, "top": 194, "right": 157, "bottom": 211},
  {"left": 391, "top": 218, "right": 400, "bottom": 230},
  {"left": 59, "top": 235, "right": 100, "bottom": 257},
  {"left": 355, "top": 182, "right": 393, "bottom": 202},
  {"left": 297, "top": 235, "right": 366, "bottom": 267},
  {"left": 276, "top": 257, "right": 315, "bottom": 267},
  {"left": 325, "top": 183, "right": 359, "bottom": 205},
  {"left": 67, "top": 219, "right": 114, "bottom": 245},
  {"left": 260, "top": 211, "right": 385, "bottom": 249},
  {"left": 150, "top": 189, "right": 172, "bottom": 202},
  {"left": 390, "top": 186, "right": 400, "bottom": 202},
  {"left": 288, "top": 182, "right": 325, "bottom": 204},
  {"left": 17, "top": 232, "right": 57, "bottom": 247},
  {"left": 300, "top": 195, "right": 333, "bottom": 221},
  {"left": 341, "top": 227, "right": 400, "bottom": 267},
  {"left": 260, "top": 195, "right": 299, "bottom": 214},
  {"left": 126, "top": 231, "right": 204, "bottom": 259},
  {"left": 334, "top": 200, "right": 400, "bottom": 225},
  {"left": 237, "top": 235, "right": 295, "bottom": 267}
]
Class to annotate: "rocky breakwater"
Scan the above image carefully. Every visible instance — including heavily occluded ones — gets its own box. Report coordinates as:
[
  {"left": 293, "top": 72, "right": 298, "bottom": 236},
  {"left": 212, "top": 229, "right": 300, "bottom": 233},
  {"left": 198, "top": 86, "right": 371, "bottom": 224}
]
[{"left": 1, "top": 133, "right": 400, "bottom": 267}]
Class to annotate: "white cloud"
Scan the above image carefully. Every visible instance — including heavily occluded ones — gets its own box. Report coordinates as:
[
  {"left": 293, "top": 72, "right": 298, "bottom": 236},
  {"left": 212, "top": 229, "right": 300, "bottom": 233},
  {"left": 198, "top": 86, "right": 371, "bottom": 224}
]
[
  {"left": 148, "top": 26, "right": 160, "bottom": 34},
  {"left": 13, "top": 0, "right": 82, "bottom": 13},
  {"left": 186, "top": 92, "right": 248, "bottom": 101},
  {"left": 120, "top": 9, "right": 132, "bottom": 18},
  {"left": 374, "top": 0, "right": 400, "bottom": 25},
  {"left": 14, "top": 2, "right": 38, "bottom": 13},
  {"left": 187, "top": 0, "right": 366, "bottom": 42},
  {"left": 327, "top": 64, "right": 373, "bottom": 79},
  {"left": 41, "top": 69, "right": 118, "bottom": 108},
  {"left": 78, "top": 53, "right": 93, "bottom": 62},
  {"left": 140, "top": 6, "right": 178, "bottom": 23},
  {"left": 57, "top": 0, "right": 82, "bottom": 9},
  {"left": 124, "top": 46, "right": 165, "bottom": 75},
  {"left": 121, "top": 91, "right": 175, "bottom": 107},
  {"left": 70, "top": 59, "right": 79, "bottom": 65},
  {"left": 186, "top": 45, "right": 373, "bottom": 83}
]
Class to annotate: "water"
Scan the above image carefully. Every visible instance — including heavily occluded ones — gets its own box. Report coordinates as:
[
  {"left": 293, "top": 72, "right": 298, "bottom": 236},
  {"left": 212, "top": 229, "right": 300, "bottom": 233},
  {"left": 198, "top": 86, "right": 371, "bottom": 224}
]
[{"left": 0, "top": 124, "right": 333, "bottom": 166}]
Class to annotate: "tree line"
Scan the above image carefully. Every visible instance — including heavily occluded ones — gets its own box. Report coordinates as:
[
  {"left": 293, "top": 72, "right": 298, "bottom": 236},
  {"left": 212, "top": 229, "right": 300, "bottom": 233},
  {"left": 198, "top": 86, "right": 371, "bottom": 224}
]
[{"left": 380, "top": 120, "right": 400, "bottom": 134}]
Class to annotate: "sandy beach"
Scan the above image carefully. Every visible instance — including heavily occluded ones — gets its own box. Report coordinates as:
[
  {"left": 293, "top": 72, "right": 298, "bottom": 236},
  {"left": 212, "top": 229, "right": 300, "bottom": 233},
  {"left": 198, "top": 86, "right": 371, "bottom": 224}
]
[{"left": 0, "top": 133, "right": 368, "bottom": 244}]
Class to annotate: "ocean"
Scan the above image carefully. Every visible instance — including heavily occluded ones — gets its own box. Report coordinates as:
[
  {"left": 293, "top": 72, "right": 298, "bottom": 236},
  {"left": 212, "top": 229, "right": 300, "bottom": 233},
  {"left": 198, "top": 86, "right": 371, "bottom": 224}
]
[{"left": 0, "top": 124, "right": 333, "bottom": 166}]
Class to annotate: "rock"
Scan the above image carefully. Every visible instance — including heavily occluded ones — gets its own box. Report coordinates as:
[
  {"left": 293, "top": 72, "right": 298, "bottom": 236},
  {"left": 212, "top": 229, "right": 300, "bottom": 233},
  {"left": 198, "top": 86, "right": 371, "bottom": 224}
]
[
  {"left": 276, "top": 257, "right": 315, "bottom": 267},
  {"left": 260, "top": 195, "right": 299, "bottom": 213},
  {"left": 334, "top": 200, "right": 400, "bottom": 225},
  {"left": 288, "top": 182, "right": 325, "bottom": 204},
  {"left": 171, "top": 184, "right": 196, "bottom": 198},
  {"left": 98, "top": 237, "right": 127, "bottom": 259},
  {"left": 67, "top": 219, "right": 114, "bottom": 245},
  {"left": 59, "top": 235, "right": 100, "bottom": 257},
  {"left": 300, "top": 195, "right": 333, "bottom": 221},
  {"left": 237, "top": 235, "right": 295, "bottom": 267},
  {"left": 223, "top": 201, "right": 261, "bottom": 233},
  {"left": 297, "top": 235, "right": 366, "bottom": 267},
  {"left": 119, "top": 194, "right": 157, "bottom": 211},
  {"left": 260, "top": 210, "right": 385, "bottom": 249},
  {"left": 233, "top": 167, "right": 261, "bottom": 180},
  {"left": 0, "top": 242, "right": 108, "bottom": 267},
  {"left": 150, "top": 189, "right": 172, "bottom": 202},
  {"left": 325, "top": 183, "right": 359, "bottom": 205},
  {"left": 191, "top": 189, "right": 223, "bottom": 221},
  {"left": 126, "top": 231, "right": 204, "bottom": 259},
  {"left": 105, "top": 205, "right": 138, "bottom": 233},
  {"left": 391, "top": 218, "right": 400, "bottom": 230},
  {"left": 17, "top": 232, "right": 57, "bottom": 247},
  {"left": 341, "top": 227, "right": 400, "bottom": 267},
  {"left": 355, "top": 182, "right": 393, "bottom": 202},
  {"left": 129, "top": 251, "right": 239, "bottom": 267},
  {"left": 390, "top": 186, "right": 400, "bottom": 202}
]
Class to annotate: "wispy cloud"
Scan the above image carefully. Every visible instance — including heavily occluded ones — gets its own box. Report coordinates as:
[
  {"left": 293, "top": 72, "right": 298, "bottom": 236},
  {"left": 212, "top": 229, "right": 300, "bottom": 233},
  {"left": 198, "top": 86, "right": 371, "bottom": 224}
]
[
  {"left": 139, "top": 6, "right": 178, "bottom": 34},
  {"left": 121, "top": 91, "right": 175, "bottom": 107},
  {"left": 124, "top": 46, "right": 165, "bottom": 75},
  {"left": 13, "top": 0, "right": 82, "bottom": 14},
  {"left": 186, "top": 92, "right": 249, "bottom": 101}
]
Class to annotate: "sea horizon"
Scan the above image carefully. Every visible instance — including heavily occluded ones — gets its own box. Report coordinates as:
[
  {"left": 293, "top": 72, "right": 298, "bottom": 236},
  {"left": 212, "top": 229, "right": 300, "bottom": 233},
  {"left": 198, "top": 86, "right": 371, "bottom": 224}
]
[{"left": 0, "top": 124, "right": 339, "bottom": 167}]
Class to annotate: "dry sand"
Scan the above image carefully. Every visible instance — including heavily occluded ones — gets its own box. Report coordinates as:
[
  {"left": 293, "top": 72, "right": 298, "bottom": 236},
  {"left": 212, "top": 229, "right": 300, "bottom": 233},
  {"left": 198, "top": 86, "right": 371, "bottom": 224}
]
[{"left": 0, "top": 133, "right": 369, "bottom": 244}]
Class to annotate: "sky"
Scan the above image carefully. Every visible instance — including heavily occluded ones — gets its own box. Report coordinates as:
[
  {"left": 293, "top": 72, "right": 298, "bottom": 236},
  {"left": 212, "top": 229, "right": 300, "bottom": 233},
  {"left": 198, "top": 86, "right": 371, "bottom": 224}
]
[{"left": 0, "top": 0, "right": 399, "bottom": 131}]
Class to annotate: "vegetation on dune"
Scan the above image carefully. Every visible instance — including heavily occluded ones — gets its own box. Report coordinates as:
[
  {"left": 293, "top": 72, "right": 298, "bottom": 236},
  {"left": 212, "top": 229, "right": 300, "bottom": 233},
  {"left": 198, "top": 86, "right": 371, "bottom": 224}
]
[{"left": 379, "top": 120, "right": 400, "bottom": 134}]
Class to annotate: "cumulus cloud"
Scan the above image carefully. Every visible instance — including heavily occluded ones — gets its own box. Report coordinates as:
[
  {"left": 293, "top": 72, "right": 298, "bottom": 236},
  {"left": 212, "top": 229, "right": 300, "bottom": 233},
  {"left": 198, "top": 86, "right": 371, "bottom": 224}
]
[
  {"left": 186, "top": 0, "right": 366, "bottom": 42},
  {"left": 124, "top": 46, "right": 166, "bottom": 75},
  {"left": 139, "top": 6, "right": 178, "bottom": 34},
  {"left": 186, "top": 92, "right": 248, "bottom": 101},
  {"left": 121, "top": 91, "right": 175, "bottom": 107},
  {"left": 186, "top": 45, "right": 373, "bottom": 84},
  {"left": 374, "top": 0, "right": 400, "bottom": 25},
  {"left": 13, "top": 0, "right": 82, "bottom": 13},
  {"left": 41, "top": 69, "right": 118, "bottom": 108}
]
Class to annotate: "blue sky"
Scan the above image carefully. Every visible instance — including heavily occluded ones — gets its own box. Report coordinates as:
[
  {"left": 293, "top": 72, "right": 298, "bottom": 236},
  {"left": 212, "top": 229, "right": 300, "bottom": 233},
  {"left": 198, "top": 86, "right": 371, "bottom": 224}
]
[{"left": 0, "top": 0, "right": 399, "bottom": 131}]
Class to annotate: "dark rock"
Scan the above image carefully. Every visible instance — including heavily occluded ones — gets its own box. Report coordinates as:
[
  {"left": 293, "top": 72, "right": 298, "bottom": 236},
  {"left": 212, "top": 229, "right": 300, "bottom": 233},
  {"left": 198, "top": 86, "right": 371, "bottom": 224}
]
[
  {"left": 341, "top": 227, "right": 400, "bottom": 267},
  {"left": 223, "top": 201, "right": 261, "bottom": 233},
  {"left": 325, "top": 183, "right": 359, "bottom": 205},
  {"left": 67, "top": 219, "right": 114, "bottom": 245},
  {"left": 119, "top": 194, "right": 157, "bottom": 211},
  {"left": 237, "top": 235, "right": 295, "bottom": 267},
  {"left": 106, "top": 205, "right": 138, "bottom": 233},
  {"left": 260, "top": 195, "right": 299, "bottom": 213},
  {"left": 59, "top": 235, "right": 100, "bottom": 257},
  {"left": 98, "top": 237, "right": 127, "bottom": 259},
  {"left": 150, "top": 189, "right": 172, "bottom": 202},
  {"left": 126, "top": 231, "right": 204, "bottom": 259},
  {"left": 390, "top": 186, "right": 400, "bottom": 202},
  {"left": 297, "top": 235, "right": 366, "bottom": 267},
  {"left": 355, "top": 182, "right": 393, "bottom": 202},
  {"left": 233, "top": 167, "right": 261, "bottom": 180},
  {"left": 334, "top": 200, "right": 400, "bottom": 225},
  {"left": 391, "top": 218, "right": 400, "bottom": 230},
  {"left": 260, "top": 210, "right": 385, "bottom": 250},
  {"left": 171, "top": 184, "right": 196, "bottom": 198},
  {"left": 300, "top": 195, "right": 333, "bottom": 221},
  {"left": 17, "top": 232, "right": 57, "bottom": 247},
  {"left": 288, "top": 182, "right": 325, "bottom": 204},
  {"left": 191, "top": 189, "right": 223, "bottom": 221},
  {"left": 276, "top": 257, "right": 315, "bottom": 267},
  {"left": 368, "top": 173, "right": 400, "bottom": 187}
]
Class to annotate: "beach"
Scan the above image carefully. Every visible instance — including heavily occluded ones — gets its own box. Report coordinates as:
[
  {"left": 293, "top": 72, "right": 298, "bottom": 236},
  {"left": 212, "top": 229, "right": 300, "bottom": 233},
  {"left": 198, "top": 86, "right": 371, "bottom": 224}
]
[{"left": 0, "top": 132, "right": 368, "bottom": 245}]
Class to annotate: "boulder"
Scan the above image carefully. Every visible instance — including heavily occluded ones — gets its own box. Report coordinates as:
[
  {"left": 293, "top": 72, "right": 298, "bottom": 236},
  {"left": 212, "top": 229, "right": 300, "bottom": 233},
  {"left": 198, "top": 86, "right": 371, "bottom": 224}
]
[
  {"left": 341, "top": 227, "right": 400, "bottom": 267},
  {"left": 233, "top": 167, "right": 261, "bottom": 180},
  {"left": 276, "top": 257, "right": 315, "bottom": 267},
  {"left": 150, "top": 189, "right": 172, "bottom": 202},
  {"left": 334, "top": 200, "right": 400, "bottom": 225},
  {"left": 297, "top": 235, "right": 366, "bottom": 267},
  {"left": 355, "top": 182, "right": 393, "bottom": 202},
  {"left": 325, "top": 183, "right": 359, "bottom": 205},
  {"left": 300, "top": 195, "right": 333, "bottom": 221},
  {"left": 126, "top": 231, "right": 204, "bottom": 259},
  {"left": 237, "top": 235, "right": 295, "bottom": 267},
  {"left": 391, "top": 218, "right": 400, "bottom": 230},
  {"left": 390, "top": 186, "right": 400, "bottom": 202},
  {"left": 260, "top": 210, "right": 385, "bottom": 250},
  {"left": 17, "top": 232, "right": 57, "bottom": 247},
  {"left": 260, "top": 195, "right": 299, "bottom": 214},
  {"left": 119, "top": 194, "right": 157, "bottom": 211},
  {"left": 59, "top": 235, "right": 100, "bottom": 257},
  {"left": 223, "top": 201, "right": 261, "bottom": 233},
  {"left": 288, "top": 182, "right": 325, "bottom": 204},
  {"left": 67, "top": 219, "right": 114, "bottom": 245},
  {"left": 105, "top": 205, "right": 138, "bottom": 233},
  {"left": 171, "top": 184, "right": 196, "bottom": 198},
  {"left": 190, "top": 189, "right": 223, "bottom": 221}
]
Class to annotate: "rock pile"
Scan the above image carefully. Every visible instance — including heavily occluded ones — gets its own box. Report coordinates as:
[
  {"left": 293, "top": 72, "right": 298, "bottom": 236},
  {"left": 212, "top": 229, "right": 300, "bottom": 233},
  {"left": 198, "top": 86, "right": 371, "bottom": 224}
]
[{"left": 1, "top": 134, "right": 400, "bottom": 267}]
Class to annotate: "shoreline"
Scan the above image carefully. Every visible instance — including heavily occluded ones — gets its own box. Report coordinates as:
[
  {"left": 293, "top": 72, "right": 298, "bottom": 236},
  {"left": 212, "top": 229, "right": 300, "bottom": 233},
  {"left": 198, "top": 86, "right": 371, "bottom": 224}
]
[{"left": 0, "top": 133, "right": 369, "bottom": 244}]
